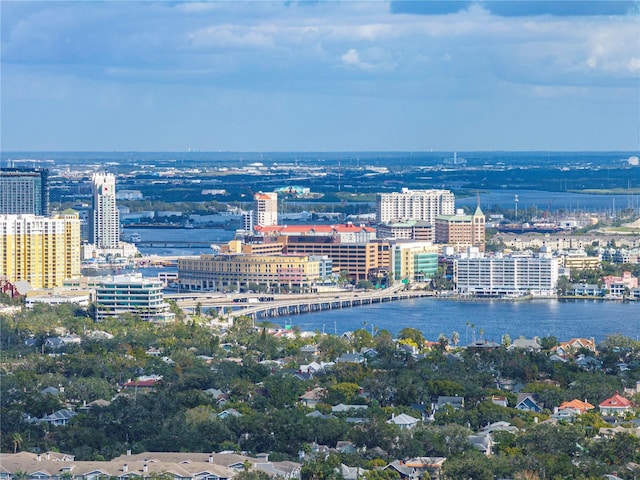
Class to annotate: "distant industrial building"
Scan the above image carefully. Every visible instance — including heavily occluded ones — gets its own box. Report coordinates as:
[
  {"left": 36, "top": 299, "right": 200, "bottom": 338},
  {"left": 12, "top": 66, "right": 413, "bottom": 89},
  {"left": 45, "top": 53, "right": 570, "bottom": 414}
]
[
  {"left": 435, "top": 206, "right": 486, "bottom": 251},
  {"left": 454, "top": 254, "right": 559, "bottom": 297},
  {"left": 376, "top": 188, "right": 455, "bottom": 225},
  {"left": 90, "top": 173, "right": 120, "bottom": 249},
  {"left": 0, "top": 168, "right": 49, "bottom": 216},
  {"left": 0, "top": 212, "right": 81, "bottom": 289}
]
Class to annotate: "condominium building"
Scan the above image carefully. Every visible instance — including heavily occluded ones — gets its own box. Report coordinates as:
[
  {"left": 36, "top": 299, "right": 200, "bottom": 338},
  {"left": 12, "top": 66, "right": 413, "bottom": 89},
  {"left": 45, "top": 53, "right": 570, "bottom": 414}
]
[
  {"left": 435, "top": 206, "right": 486, "bottom": 250},
  {"left": 391, "top": 242, "right": 439, "bottom": 283},
  {"left": 376, "top": 188, "right": 455, "bottom": 224},
  {"left": 0, "top": 168, "right": 49, "bottom": 216},
  {"left": 91, "top": 173, "right": 120, "bottom": 249},
  {"left": 377, "top": 220, "right": 434, "bottom": 242},
  {"left": 254, "top": 192, "right": 278, "bottom": 227},
  {"left": 178, "top": 253, "right": 325, "bottom": 292},
  {"left": 93, "top": 273, "right": 173, "bottom": 321},
  {"left": 454, "top": 254, "right": 559, "bottom": 297},
  {"left": 0, "top": 212, "right": 81, "bottom": 289}
]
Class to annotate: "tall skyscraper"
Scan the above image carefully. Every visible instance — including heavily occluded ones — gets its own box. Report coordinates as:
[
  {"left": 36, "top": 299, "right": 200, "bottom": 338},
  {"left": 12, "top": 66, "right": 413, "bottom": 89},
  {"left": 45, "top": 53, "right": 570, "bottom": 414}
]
[
  {"left": 0, "top": 212, "right": 81, "bottom": 289},
  {"left": 376, "top": 188, "right": 455, "bottom": 225},
  {"left": 253, "top": 192, "right": 278, "bottom": 227},
  {"left": 91, "top": 173, "right": 120, "bottom": 249},
  {"left": 0, "top": 168, "right": 49, "bottom": 216}
]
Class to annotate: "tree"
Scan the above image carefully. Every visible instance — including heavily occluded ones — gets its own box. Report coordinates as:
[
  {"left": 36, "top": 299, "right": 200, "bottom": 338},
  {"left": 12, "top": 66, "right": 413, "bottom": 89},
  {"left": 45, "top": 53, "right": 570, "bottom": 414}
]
[
  {"left": 398, "top": 328, "right": 425, "bottom": 349},
  {"left": 11, "top": 432, "right": 23, "bottom": 453}
]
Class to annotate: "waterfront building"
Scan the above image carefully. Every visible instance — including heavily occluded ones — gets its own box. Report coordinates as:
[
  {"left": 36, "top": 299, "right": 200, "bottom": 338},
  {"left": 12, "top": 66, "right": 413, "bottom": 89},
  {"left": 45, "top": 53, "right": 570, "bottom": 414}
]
[
  {"left": 391, "top": 242, "right": 439, "bottom": 283},
  {"left": 377, "top": 220, "right": 434, "bottom": 242},
  {"left": 435, "top": 206, "right": 485, "bottom": 251},
  {"left": 454, "top": 254, "right": 559, "bottom": 297},
  {"left": 0, "top": 167, "right": 49, "bottom": 216},
  {"left": 602, "top": 271, "right": 638, "bottom": 297},
  {"left": 491, "top": 233, "right": 640, "bottom": 252},
  {"left": 177, "top": 253, "right": 324, "bottom": 292},
  {"left": 90, "top": 173, "right": 120, "bottom": 249},
  {"left": 376, "top": 188, "right": 454, "bottom": 224},
  {"left": 0, "top": 212, "right": 81, "bottom": 289},
  {"left": 255, "top": 223, "right": 376, "bottom": 243},
  {"left": 92, "top": 273, "right": 173, "bottom": 321},
  {"left": 254, "top": 192, "right": 278, "bottom": 227}
]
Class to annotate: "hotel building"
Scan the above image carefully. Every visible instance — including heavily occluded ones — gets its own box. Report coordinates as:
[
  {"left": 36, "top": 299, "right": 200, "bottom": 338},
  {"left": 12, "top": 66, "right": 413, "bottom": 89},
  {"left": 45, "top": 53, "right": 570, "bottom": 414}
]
[
  {"left": 376, "top": 188, "right": 455, "bottom": 224},
  {"left": 91, "top": 173, "right": 120, "bottom": 249},
  {"left": 454, "top": 254, "right": 559, "bottom": 297},
  {"left": 0, "top": 212, "right": 81, "bottom": 289},
  {"left": 0, "top": 168, "right": 49, "bottom": 216}
]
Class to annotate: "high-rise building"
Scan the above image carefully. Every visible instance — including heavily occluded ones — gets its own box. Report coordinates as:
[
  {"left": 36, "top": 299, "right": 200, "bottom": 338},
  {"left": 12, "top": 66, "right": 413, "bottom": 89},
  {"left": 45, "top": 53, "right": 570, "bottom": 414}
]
[
  {"left": 435, "top": 206, "right": 486, "bottom": 250},
  {"left": 253, "top": 192, "right": 278, "bottom": 227},
  {"left": 454, "top": 254, "right": 559, "bottom": 297},
  {"left": 91, "top": 173, "right": 120, "bottom": 249},
  {"left": 0, "top": 213, "right": 81, "bottom": 289},
  {"left": 376, "top": 188, "right": 455, "bottom": 225},
  {"left": 0, "top": 168, "right": 49, "bottom": 216},
  {"left": 391, "top": 242, "right": 439, "bottom": 283}
]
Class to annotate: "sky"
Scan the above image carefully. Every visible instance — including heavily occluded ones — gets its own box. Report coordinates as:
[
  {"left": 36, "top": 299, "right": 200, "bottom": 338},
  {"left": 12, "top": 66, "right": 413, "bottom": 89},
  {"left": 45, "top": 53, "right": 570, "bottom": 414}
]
[{"left": 1, "top": 1, "right": 639, "bottom": 152}]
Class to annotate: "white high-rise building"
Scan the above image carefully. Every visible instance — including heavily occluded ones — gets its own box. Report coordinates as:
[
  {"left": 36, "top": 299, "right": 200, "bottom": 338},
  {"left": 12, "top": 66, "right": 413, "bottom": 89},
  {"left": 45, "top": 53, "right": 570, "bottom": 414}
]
[
  {"left": 91, "top": 173, "right": 120, "bottom": 249},
  {"left": 254, "top": 192, "right": 278, "bottom": 227},
  {"left": 377, "top": 188, "right": 455, "bottom": 225},
  {"left": 454, "top": 254, "right": 559, "bottom": 297}
]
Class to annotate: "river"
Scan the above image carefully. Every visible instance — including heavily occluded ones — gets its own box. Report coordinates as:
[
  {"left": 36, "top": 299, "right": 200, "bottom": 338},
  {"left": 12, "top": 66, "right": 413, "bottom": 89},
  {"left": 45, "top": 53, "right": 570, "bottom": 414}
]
[{"left": 268, "top": 297, "right": 638, "bottom": 344}]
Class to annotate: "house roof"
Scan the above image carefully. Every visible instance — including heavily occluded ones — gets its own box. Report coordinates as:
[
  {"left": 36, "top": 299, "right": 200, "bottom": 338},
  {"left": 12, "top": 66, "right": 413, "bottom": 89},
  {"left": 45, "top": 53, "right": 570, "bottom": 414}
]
[
  {"left": 558, "top": 399, "right": 595, "bottom": 413},
  {"left": 599, "top": 393, "right": 632, "bottom": 408},
  {"left": 299, "top": 387, "right": 326, "bottom": 401},
  {"left": 387, "top": 413, "right": 419, "bottom": 426}
]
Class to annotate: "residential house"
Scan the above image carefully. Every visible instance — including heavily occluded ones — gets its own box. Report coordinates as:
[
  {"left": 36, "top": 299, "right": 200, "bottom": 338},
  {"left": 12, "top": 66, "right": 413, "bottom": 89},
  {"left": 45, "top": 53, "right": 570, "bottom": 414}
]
[
  {"left": 599, "top": 392, "right": 633, "bottom": 416},
  {"left": 38, "top": 409, "right": 77, "bottom": 426},
  {"left": 435, "top": 396, "right": 465, "bottom": 411},
  {"left": 331, "top": 404, "right": 368, "bottom": 413},
  {"left": 387, "top": 413, "right": 419, "bottom": 430},
  {"left": 298, "top": 387, "right": 327, "bottom": 408},
  {"left": 553, "top": 338, "right": 596, "bottom": 358},
  {"left": 490, "top": 396, "right": 508, "bottom": 407},
  {"left": 334, "top": 352, "right": 366, "bottom": 364},
  {"left": 468, "top": 433, "right": 495, "bottom": 456},
  {"left": 480, "top": 421, "right": 519, "bottom": 434},
  {"left": 339, "top": 464, "right": 368, "bottom": 480},
  {"left": 507, "top": 337, "right": 541, "bottom": 352},
  {"left": 515, "top": 393, "right": 544, "bottom": 413},
  {"left": 335, "top": 441, "right": 357, "bottom": 454},
  {"left": 384, "top": 457, "right": 446, "bottom": 480},
  {"left": 217, "top": 408, "right": 241, "bottom": 419}
]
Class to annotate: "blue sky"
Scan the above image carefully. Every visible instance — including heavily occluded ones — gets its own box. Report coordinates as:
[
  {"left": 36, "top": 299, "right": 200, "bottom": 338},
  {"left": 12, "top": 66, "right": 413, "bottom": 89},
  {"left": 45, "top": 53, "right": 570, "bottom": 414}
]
[{"left": 1, "top": 1, "right": 639, "bottom": 152}]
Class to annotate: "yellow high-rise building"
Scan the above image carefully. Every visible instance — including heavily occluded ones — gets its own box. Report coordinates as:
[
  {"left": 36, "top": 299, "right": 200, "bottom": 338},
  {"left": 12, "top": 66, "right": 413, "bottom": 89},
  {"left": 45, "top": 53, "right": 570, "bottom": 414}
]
[{"left": 0, "top": 212, "right": 81, "bottom": 289}]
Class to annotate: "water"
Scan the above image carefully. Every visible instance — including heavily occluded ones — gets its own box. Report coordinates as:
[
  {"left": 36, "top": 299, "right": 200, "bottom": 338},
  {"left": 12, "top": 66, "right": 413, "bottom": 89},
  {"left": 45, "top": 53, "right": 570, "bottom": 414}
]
[
  {"left": 276, "top": 298, "right": 639, "bottom": 343},
  {"left": 456, "top": 189, "right": 639, "bottom": 215},
  {"left": 123, "top": 227, "right": 235, "bottom": 256}
]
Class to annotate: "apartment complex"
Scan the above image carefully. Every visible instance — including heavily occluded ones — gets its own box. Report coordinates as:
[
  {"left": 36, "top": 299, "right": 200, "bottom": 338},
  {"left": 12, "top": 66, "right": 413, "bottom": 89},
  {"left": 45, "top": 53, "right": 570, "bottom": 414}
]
[
  {"left": 0, "top": 212, "right": 81, "bottom": 289},
  {"left": 91, "top": 173, "right": 120, "bottom": 249},
  {"left": 178, "top": 253, "right": 327, "bottom": 291},
  {"left": 454, "top": 254, "right": 559, "bottom": 297},
  {"left": 0, "top": 168, "right": 49, "bottom": 216},
  {"left": 254, "top": 192, "right": 278, "bottom": 227},
  {"left": 376, "top": 188, "right": 455, "bottom": 224},
  {"left": 94, "top": 274, "right": 172, "bottom": 321},
  {"left": 391, "top": 242, "right": 439, "bottom": 283},
  {"left": 435, "top": 206, "right": 486, "bottom": 251}
]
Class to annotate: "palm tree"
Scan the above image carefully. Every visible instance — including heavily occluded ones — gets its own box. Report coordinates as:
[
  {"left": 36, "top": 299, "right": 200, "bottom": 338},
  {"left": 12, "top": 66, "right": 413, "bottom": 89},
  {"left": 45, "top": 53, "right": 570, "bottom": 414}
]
[
  {"left": 11, "top": 432, "right": 23, "bottom": 453},
  {"left": 451, "top": 331, "right": 459, "bottom": 347}
]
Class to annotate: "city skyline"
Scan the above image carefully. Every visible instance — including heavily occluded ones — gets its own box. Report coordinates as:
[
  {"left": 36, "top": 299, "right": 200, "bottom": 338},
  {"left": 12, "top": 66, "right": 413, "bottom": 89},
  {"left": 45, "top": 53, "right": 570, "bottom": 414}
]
[{"left": 1, "top": 1, "right": 639, "bottom": 152}]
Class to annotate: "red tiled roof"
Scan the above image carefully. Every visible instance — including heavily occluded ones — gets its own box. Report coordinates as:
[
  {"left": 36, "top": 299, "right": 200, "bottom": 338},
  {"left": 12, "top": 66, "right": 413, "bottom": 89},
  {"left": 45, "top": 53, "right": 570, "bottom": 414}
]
[
  {"left": 599, "top": 393, "right": 632, "bottom": 408},
  {"left": 123, "top": 379, "right": 159, "bottom": 388},
  {"left": 558, "top": 399, "right": 595, "bottom": 412},
  {"left": 255, "top": 224, "right": 375, "bottom": 234}
]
